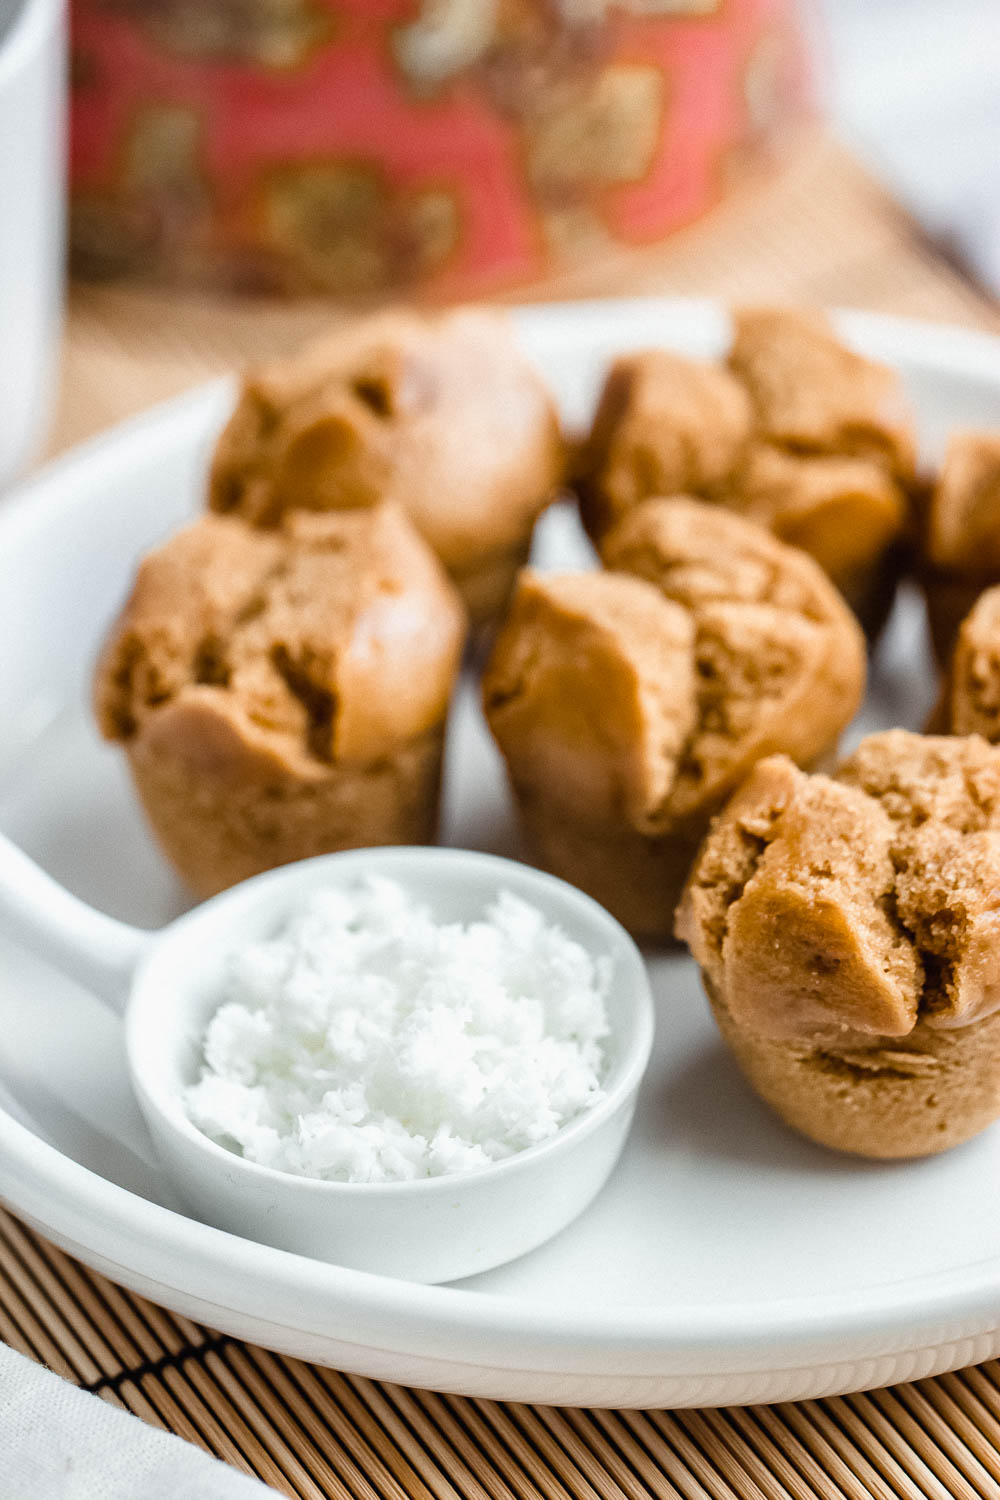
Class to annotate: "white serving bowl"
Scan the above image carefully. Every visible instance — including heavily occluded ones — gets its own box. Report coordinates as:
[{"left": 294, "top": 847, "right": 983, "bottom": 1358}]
[
  {"left": 0, "top": 833, "right": 655, "bottom": 1284},
  {"left": 128, "top": 847, "right": 655, "bottom": 1284},
  {"left": 0, "top": 0, "right": 64, "bottom": 488}
]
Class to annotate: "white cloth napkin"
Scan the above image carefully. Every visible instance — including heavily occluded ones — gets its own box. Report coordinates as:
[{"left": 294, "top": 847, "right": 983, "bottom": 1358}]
[{"left": 0, "top": 1343, "right": 278, "bottom": 1500}]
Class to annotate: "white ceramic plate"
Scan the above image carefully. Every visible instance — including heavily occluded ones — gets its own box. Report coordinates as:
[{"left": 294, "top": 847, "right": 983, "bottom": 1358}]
[{"left": 4, "top": 298, "right": 1000, "bottom": 1410}]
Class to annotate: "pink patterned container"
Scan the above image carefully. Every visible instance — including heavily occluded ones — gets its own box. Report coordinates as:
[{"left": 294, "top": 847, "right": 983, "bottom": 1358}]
[{"left": 70, "top": 0, "right": 809, "bottom": 297}]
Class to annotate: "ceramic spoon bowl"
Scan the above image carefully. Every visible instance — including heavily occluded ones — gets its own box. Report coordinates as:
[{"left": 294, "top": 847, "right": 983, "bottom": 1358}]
[{"left": 0, "top": 839, "right": 654, "bottom": 1283}]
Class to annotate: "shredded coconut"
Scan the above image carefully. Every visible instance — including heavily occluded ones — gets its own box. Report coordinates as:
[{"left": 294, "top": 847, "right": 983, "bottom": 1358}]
[{"left": 185, "top": 876, "right": 611, "bottom": 1183}]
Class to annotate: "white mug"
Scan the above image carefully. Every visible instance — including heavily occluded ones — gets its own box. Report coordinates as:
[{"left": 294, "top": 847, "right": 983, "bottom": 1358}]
[{"left": 0, "top": 0, "right": 64, "bottom": 489}]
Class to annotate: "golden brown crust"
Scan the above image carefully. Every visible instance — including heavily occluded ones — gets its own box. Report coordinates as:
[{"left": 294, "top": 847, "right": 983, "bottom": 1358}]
[
  {"left": 835, "top": 727, "right": 1000, "bottom": 836},
  {"left": 945, "top": 584, "right": 1000, "bottom": 740},
  {"left": 706, "top": 975, "right": 1000, "bottom": 1160},
  {"left": 600, "top": 499, "right": 865, "bottom": 815},
  {"left": 574, "top": 308, "right": 915, "bottom": 634},
  {"left": 727, "top": 306, "right": 916, "bottom": 477},
  {"left": 677, "top": 730, "right": 1000, "bottom": 1156},
  {"left": 501, "top": 793, "right": 704, "bottom": 941},
  {"left": 600, "top": 494, "right": 857, "bottom": 617},
  {"left": 484, "top": 500, "right": 865, "bottom": 938},
  {"left": 208, "top": 307, "right": 565, "bottom": 624},
  {"left": 576, "top": 350, "right": 753, "bottom": 540},
  {"left": 96, "top": 505, "right": 466, "bottom": 764},
  {"left": 95, "top": 505, "right": 466, "bottom": 895},
  {"left": 721, "top": 442, "right": 906, "bottom": 630},
  {"left": 481, "top": 569, "right": 701, "bottom": 938},
  {"left": 125, "top": 719, "right": 446, "bottom": 900},
  {"left": 926, "top": 430, "right": 1000, "bottom": 571},
  {"left": 482, "top": 569, "right": 697, "bottom": 834},
  {"left": 923, "top": 432, "right": 1000, "bottom": 662}
]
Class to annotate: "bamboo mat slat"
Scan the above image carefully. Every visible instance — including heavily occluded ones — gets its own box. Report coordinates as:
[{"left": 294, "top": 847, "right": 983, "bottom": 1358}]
[
  {"left": 6, "top": 129, "right": 1000, "bottom": 1499},
  {"left": 6, "top": 1198, "right": 1000, "bottom": 1498}
]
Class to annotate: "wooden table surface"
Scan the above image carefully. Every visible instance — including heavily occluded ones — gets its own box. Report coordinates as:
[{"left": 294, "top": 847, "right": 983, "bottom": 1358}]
[{"left": 7, "top": 129, "right": 1000, "bottom": 1500}]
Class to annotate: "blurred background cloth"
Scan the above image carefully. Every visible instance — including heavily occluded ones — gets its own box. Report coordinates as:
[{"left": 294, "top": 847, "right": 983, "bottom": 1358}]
[
  {"left": 823, "top": 0, "right": 1000, "bottom": 296},
  {"left": 66, "top": 0, "right": 809, "bottom": 297},
  {"left": 64, "top": 0, "right": 1000, "bottom": 306}
]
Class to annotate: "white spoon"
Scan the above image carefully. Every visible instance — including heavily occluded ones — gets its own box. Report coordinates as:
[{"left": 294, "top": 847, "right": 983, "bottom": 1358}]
[{"left": 0, "top": 836, "right": 654, "bottom": 1283}]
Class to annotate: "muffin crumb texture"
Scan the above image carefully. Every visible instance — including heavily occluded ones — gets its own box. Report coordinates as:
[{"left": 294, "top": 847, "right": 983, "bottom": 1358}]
[
  {"left": 95, "top": 504, "right": 466, "bottom": 896},
  {"left": 677, "top": 730, "right": 1000, "bottom": 1157},
  {"left": 576, "top": 306, "right": 916, "bottom": 634},
  {"left": 727, "top": 306, "right": 915, "bottom": 474},
  {"left": 208, "top": 306, "right": 564, "bottom": 623},
  {"left": 484, "top": 498, "right": 864, "bottom": 938}
]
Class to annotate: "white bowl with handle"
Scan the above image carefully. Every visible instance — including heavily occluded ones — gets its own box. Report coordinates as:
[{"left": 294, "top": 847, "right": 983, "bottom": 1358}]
[
  {"left": 0, "top": 0, "right": 65, "bottom": 488},
  {"left": 0, "top": 835, "right": 655, "bottom": 1284}
]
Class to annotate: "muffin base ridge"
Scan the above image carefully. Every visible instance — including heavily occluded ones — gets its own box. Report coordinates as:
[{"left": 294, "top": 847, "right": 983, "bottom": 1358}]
[
  {"left": 706, "top": 977, "right": 1000, "bottom": 1160},
  {"left": 128, "top": 724, "right": 445, "bottom": 899},
  {"left": 512, "top": 789, "right": 700, "bottom": 942}
]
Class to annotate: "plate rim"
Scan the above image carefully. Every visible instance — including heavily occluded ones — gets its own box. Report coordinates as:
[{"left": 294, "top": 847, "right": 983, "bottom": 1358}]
[{"left": 5, "top": 295, "right": 1000, "bottom": 1384}]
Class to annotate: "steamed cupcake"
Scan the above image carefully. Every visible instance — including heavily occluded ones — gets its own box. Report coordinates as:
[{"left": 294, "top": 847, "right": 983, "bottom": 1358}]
[
  {"left": 483, "top": 498, "right": 865, "bottom": 938},
  {"left": 677, "top": 730, "right": 1000, "bottom": 1158},
  {"left": 95, "top": 503, "right": 466, "bottom": 896},
  {"left": 209, "top": 307, "right": 565, "bottom": 625},
  {"left": 920, "top": 431, "right": 1000, "bottom": 664},
  {"left": 576, "top": 306, "right": 916, "bottom": 635}
]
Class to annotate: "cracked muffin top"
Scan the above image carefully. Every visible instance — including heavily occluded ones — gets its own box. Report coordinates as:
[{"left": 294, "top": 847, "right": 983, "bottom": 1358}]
[
  {"left": 576, "top": 349, "right": 753, "bottom": 539},
  {"left": 677, "top": 730, "right": 1000, "bottom": 1045},
  {"left": 208, "top": 307, "right": 564, "bottom": 577},
  {"left": 727, "top": 307, "right": 915, "bottom": 475},
  {"left": 924, "top": 429, "right": 1000, "bottom": 573},
  {"left": 575, "top": 308, "right": 916, "bottom": 596},
  {"left": 719, "top": 443, "right": 904, "bottom": 589},
  {"left": 483, "top": 568, "right": 698, "bottom": 835},
  {"left": 483, "top": 498, "right": 865, "bottom": 833},
  {"left": 95, "top": 504, "right": 466, "bottom": 773}
]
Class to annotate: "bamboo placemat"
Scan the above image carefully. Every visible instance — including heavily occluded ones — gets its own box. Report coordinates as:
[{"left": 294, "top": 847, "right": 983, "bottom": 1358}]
[
  {"left": 5, "top": 1203, "right": 1000, "bottom": 1500},
  {"left": 7, "top": 128, "right": 1000, "bottom": 1499},
  {"left": 45, "top": 129, "right": 1000, "bottom": 458}
]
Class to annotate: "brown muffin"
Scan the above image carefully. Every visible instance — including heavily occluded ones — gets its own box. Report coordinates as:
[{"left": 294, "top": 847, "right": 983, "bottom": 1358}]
[
  {"left": 208, "top": 307, "right": 564, "bottom": 625},
  {"left": 95, "top": 504, "right": 466, "bottom": 897},
  {"left": 921, "top": 431, "right": 1000, "bottom": 664},
  {"left": 727, "top": 306, "right": 916, "bottom": 474},
  {"left": 720, "top": 443, "right": 906, "bottom": 639},
  {"left": 677, "top": 731, "right": 1000, "bottom": 1158},
  {"left": 483, "top": 498, "right": 865, "bottom": 938},
  {"left": 937, "top": 583, "right": 1000, "bottom": 739},
  {"left": 576, "top": 350, "right": 753, "bottom": 541},
  {"left": 575, "top": 306, "right": 916, "bottom": 635}
]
